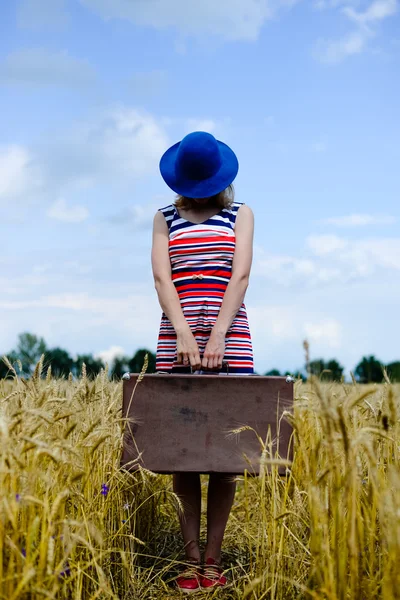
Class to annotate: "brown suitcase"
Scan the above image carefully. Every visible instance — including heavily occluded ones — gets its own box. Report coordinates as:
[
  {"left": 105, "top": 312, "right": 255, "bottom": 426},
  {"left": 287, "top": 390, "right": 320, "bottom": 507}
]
[{"left": 121, "top": 373, "right": 294, "bottom": 475}]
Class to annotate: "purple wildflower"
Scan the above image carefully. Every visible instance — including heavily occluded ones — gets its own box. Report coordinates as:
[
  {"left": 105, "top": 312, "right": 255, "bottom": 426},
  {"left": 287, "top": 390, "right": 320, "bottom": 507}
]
[
  {"left": 59, "top": 561, "right": 71, "bottom": 579},
  {"left": 21, "top": 548, "right": 26, "bottom": 558},
  {"left": 101, "top": 483, "right": 109, "bottom": 497},
  {"left": 16, "top": 494, "right": 21, "bottom": 502}
]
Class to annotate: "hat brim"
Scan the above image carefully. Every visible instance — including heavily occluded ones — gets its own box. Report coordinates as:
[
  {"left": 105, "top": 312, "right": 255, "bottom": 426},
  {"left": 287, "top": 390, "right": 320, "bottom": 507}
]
[{"left": 159, "top": 140, "right": 239, "bottom": 198}]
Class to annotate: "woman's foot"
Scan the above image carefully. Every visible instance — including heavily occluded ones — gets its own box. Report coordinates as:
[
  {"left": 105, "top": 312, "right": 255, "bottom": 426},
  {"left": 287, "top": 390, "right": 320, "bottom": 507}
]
[
  {"left": 175, "top": 558, "right": 201, "bottom": 594},
  {"left": 200, "top": 557, "right": 228, "bottom": 589}
]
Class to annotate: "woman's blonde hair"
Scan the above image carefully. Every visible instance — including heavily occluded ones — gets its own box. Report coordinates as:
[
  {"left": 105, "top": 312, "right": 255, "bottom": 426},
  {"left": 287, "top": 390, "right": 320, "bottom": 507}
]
[{"left": 174, "top": 184, "right": 235, "bottom": 210}]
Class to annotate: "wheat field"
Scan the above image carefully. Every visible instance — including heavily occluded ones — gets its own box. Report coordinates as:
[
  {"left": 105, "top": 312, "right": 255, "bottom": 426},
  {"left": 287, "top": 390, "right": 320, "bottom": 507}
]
[{"left": 1, "top": 357, "right": 400, "bottom": 600}]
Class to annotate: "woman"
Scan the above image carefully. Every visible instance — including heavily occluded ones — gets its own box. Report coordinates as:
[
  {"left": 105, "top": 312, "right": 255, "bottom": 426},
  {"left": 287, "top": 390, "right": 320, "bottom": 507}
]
[{"left": 151, "top": 131, "right": 254, "bottom": 592}]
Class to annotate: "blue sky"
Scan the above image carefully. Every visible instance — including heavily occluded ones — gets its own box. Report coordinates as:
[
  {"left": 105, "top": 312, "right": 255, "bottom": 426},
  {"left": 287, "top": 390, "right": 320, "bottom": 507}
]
[{"left": 1, "top": 0, "right": 399, "bottom": 375}]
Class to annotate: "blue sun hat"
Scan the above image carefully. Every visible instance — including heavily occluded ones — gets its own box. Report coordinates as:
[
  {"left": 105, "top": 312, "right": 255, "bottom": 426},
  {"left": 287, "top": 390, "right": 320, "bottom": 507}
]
[{"left": 159, "top": 131, "right": 239, "bottom": 198}]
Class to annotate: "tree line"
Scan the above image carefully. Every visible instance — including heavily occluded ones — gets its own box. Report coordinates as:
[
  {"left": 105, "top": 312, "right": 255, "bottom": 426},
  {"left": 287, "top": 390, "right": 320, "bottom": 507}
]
[
  {"left": 266, "top": 356, "right": 400, "bottom": 384},
  {"left": 1, "top": 332, "right": 399, "bottom": 384},
  {"left": 0, "top": 332, "right": 156, "bottom": 379}
]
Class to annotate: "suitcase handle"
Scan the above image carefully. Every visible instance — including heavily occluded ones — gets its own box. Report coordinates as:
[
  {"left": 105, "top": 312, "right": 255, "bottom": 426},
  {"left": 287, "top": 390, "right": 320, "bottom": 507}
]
[
  {"left": 190, "top": 361, "right": 229, "bottom": 375},
  {"left": 153, "top": 361, "right": 230, "bottom": 376},
  {"left": 153, "top": 362, "right": 230, "bottom": 376}
]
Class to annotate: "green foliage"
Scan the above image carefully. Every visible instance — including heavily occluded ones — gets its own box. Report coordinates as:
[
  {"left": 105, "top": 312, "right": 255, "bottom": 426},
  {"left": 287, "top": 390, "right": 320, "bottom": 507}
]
[
  {"left": 0, "top": 352, "right": 20, "bottom": 379},
  {"left": 73, "top": 354, "right": 104, "bottom": 378},
  {"left": 0, "top": 333, "right": 159, "bottom": 380},
  {"left": 110, "top": 355, "right": 131, "bottom": 378},
  {"left": 1, "top": 332, "right": 400, "bottom": 385},
  {"left": 109, "top": 350, "right": 156, "bottom": 378},
  {"left": 15, "top": 332, "right": 47, "bottom": 374},
  {"left": 45, "top": 347, "right": 74, "bottom": 377},
  {"left": 386, "top": 361, "right": 400, "bottom": 383},
  {"left": 355, "top": 355, "right": 384, "bottom": 383},
  {"left": 264, "top": 368, "right": 306, "bottom": 380},
  {"left": 128, "top": 349, "right": 156, "bottom": 374},
  {"left": 309, "top": 358, "right": 344, "bottom": 381},
  {"left": 288, "top": 370, "right": 306, "bottom": 381}
]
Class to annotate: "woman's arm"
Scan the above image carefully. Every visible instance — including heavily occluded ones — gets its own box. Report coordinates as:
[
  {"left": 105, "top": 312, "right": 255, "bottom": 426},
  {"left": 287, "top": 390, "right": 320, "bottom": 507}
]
[
  {"left": 151, "top": 211, "right": 201, "bottom": 369},
  {"left": 201, "top": 204, "right": 254, "bottom": 370}
]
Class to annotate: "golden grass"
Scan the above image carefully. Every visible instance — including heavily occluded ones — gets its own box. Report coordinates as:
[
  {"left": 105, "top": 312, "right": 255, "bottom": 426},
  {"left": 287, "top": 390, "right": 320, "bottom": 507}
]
[{"left": 1, "top": 360, "right": 400, "bottom": 599}]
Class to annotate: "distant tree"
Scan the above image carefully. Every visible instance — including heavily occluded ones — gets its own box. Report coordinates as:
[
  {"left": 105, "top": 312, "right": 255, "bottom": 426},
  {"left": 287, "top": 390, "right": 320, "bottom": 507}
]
[
  {"left": 111, "top": 355, "right": 130, "bottom": 379},
  {"left": 355, "top": 355, "right": 383, "bottom": 383},
  {"left": 309, "top": 358, "right": 344, "bottom": 381},
  {"left": 0, "top": 352, "right": 20, "bottom": 379},
  {"left": 265, "top": 369, "right": 281, "bottom": 376},
  {"left": 74, "top": 354, "right": 104, "bottom": 378},
  {"left": 326, "top": 359, "right": 345, "bottom": 381},
  {"left": 128, "top": 349, "right": 156, "bottom": 374},
  {"left": 14, "top": 332, "right": 47, "bottom": 374},
  {"left": 309, "top": 359, "right": 325, "bottom": 377},
  {"left": 386, "top": 361, "right": 400, "bottom": 383},
  {"left": 45, "top": 347, "right": 74, "bottom": 377},
  {"left": 285, "top": 370, "right": 305, "bottom": 381}
]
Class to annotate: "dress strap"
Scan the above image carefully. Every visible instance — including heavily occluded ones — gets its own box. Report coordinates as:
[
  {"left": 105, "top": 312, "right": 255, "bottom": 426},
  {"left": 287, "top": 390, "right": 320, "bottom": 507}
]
[
  {"left": 229, "top": 202, "right": 244, "bottom": 228},
  {"left": 158, "top": 204, "right": 175, "bottom": 231}
]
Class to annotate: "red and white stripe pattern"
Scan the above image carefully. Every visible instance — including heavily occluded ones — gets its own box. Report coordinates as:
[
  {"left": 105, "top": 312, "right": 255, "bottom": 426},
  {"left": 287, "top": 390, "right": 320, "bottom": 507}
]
[{"left": 156, "top": 202, "right": 254, "bottom": 374}]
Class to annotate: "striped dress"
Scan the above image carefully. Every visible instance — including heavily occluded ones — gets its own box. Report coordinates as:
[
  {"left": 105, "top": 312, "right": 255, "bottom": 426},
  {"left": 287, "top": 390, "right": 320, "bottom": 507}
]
[{"left": 155, "top": 202, "right": 254, "bottom": 375}]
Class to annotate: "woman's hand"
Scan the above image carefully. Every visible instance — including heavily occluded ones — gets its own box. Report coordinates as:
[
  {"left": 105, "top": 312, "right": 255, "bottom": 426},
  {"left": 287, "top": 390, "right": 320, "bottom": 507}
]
[
  {"left": 201, "top": 330, "right": 226, "bottom": 370},
  {"left": 176, "top": 327, "right": 201, "bottom": 370}
]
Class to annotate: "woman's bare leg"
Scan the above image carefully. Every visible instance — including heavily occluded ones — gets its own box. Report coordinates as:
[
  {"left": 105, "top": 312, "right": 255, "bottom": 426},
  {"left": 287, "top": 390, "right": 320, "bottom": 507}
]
[
  {"left": 205, "top": 473, "right": 237, "bottom": 562},
  {"left": 173, "top": 473, "right": 202, "bottom": 561}
]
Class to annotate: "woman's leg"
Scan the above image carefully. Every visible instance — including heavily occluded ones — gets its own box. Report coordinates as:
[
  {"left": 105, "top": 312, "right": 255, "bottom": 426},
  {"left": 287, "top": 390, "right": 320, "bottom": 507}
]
[
  {"left": 204, "top": 473, "right": 237, "bottom": 562},
  {"left": 173, "top": 473, "right": 202, "bottom": 561}
]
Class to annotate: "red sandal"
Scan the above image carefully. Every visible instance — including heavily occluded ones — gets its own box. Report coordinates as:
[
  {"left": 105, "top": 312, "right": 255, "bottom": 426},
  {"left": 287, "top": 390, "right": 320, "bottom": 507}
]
[
  {"left": 200, "top": 557, "right": 228, "bottom": 589},
  {"left": 175, "top": 559, "right": 201, "bottom": 594}
]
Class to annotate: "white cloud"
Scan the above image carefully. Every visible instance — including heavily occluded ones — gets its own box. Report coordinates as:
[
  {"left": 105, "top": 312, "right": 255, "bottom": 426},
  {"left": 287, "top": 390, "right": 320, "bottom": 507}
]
[
  {"left": 247, "top": 305, "right": 298, "bottom": 341},
  {"left": 253, "top": 252, "right": 342, "bottom": 286},
  {"left": 4, "top": 107, "right": 169, "bottom": 217},
  {"left": 247, "top": 305, "right": 344, "bottom": 369},
  {"left": 254, "top": 231, "right": 400, "bottom": 290},
  {"left": 108, "top": 202, "right": 159, "bottom": 229},
  {"left": 306, "top": 235, "right": 348, "bottom": 255},
  {"left": 0, "top": 273, "right": 49, "bottom": 295},
  {"left": 0, "top": 291, "right": 161, "bottom": 345},
  {"left": 0, "top": 145, "right": 42, "bottom": 203},
  {"left": 43, "top": 107, "right": 169, "bottom": 188},
  {"left": 0, "top": 48, "right": 97, "bottom": 88},
  {"left": 47, "top": 198, "right": 89, "bottom": 223},
  {"left": 1, "top": 291, "right": 156, "bottom": 318},
  {"left": 314, "top": 30, "right": 369, "bottom": 64},
  {"left": 343, "top": 0, "right": 398, "bottom": 25},
  {"left": 79, "top": 0, "right": 297, "bottom": 41},
  {"left": 304, "top": 319, "right": 342, "bottom": 349},
  {"left": 96, "top": 345, "right": 126, "bottom": 364},
  {"left": 97, "top": 107, "right": 169, "bottom": 177},
  {"left": 307, "top": 234, "right": 400, "bottom": 273},
  {"left": 314, "top": 0, "right": 361, "bottom": 9},
  {"left": 320, "top": 213, "right": 397, "bottom": 226},
  {"left": 0, "top": 107, "right": 225, "bottom": 222},
  {"left": 162, "top": 116, "right": 224, "bottom": 140},
  {"left": 313, "top": 0, "right": 398, "bottom": 63},
  {"left": 17, "top": 0, "right": 69, "bottom": 29}
]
